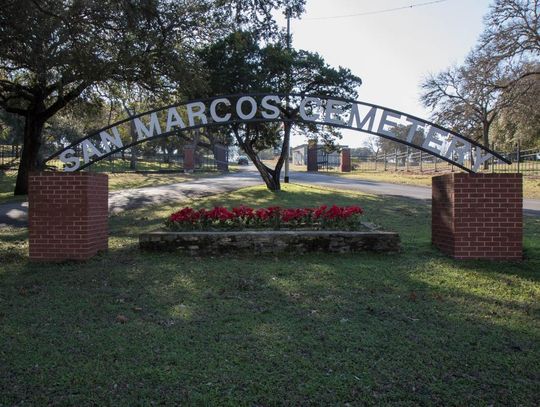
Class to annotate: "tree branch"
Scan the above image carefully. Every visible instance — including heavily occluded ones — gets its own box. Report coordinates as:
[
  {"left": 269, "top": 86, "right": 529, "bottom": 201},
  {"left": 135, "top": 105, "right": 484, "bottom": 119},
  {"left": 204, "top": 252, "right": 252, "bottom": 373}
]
[
  {"left": 1, "top": 105, "right": 26, "bottom": 116},
  {"left": 494, "top": 70, "right": 540, "bottom": 90},
  {"left": 42, "top": 81, "right": 89, "bottom": 119}
]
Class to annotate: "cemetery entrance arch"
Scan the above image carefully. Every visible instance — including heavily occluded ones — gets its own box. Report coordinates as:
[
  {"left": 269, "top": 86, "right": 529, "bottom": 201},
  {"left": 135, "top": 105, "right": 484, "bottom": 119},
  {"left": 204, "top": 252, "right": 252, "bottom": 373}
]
[
  {"left": 45, "top": 93, "right": 509, "bottom": 173},
  {"left": 31, "top": 93, "right": 520, "bottom": 263}
]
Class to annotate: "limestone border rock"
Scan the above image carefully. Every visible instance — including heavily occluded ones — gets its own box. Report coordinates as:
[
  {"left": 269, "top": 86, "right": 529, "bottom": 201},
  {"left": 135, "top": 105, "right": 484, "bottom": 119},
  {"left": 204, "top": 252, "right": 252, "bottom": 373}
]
[{"left": 139, "top": 230, "right": 400, "bottom": 255}]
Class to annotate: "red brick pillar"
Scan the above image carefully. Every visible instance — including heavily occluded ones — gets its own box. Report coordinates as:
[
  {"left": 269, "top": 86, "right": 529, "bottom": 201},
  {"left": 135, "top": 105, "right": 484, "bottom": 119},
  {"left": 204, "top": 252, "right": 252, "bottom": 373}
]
[
  {"left": 307, "top": 140, "right": 318, "bottom": 172},
  {"left": 183, "top": 145, "right": 195, "bottom": 172},
  {"left": 29, "top": 172, "right": 108, "bottom": 262},
  {"left": 340, "top": 148, "right": 351, "bottom": 172},
  {"left": 432, "top": 173, "right": 522, "bottom": 260}
]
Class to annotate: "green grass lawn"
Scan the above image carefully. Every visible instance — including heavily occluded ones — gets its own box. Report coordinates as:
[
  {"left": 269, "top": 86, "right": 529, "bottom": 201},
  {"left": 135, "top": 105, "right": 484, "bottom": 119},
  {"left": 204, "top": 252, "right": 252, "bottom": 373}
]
[
  {"left": 318, "top": 170, "right": 540, "bottom": 200},
  {"left": 107, "top": 171, "right": 226, "bottom": 191},
  {"left": 270, "top": 160, "right": 540, "bottom": 199},
  {"left": 1, "top": 184, "right": 539, "bottom": 405},
  {"left": 0, "top": 171, "right": 25, "bottom": 205},
  {"left": 0, "top": 169, "right": 226, "bottom": 204}
]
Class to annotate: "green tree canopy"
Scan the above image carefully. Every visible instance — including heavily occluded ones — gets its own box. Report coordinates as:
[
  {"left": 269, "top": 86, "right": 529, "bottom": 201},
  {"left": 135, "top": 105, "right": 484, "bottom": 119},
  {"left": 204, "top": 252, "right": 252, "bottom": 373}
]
[
  {"left": 0, "top": 0, "right": 304, "bottom": 194},
  {"left": 199, "top": 31, "right": 362, "bottom": 190}
]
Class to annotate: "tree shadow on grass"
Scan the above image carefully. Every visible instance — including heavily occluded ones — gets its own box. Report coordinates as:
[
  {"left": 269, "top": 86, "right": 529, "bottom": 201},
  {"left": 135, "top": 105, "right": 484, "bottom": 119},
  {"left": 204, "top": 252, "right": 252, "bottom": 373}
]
[
  {"left": 1, "top": 237, "right": 539, "bottom": 405},
  {"left": 0, "top": 226, "right": 28, "bottom": 264},
  {"left": 1, "top": 190, "right": 539, "bottom": 405},
  {"left": 108, "top": 189, "right": 431, "bottom": 239}
]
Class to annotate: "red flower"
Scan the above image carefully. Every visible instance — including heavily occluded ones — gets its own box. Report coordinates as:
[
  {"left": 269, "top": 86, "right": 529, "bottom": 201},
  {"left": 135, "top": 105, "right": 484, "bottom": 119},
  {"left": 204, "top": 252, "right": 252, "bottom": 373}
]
[
  {"left": 170, "top": 207, "right": 197, "bottom": 223},
  {"left": 281, "top": 208, "right": 309, "bottom": 222},
  {"left": 255, "top": 208, "right": 270, "bottom": 220},
  {"left": 267, "top": 206, "right": 281, "bottom": 216},
  {"left": 343, "top": 205, "right": 363, "bottom": 216},
  {"left": 324, "top": 205, "right": 343, "bottom": 220},
  {"left": 313, "top": 205, "right": 328, "bottom": 219},
  {"left": 207, "top": 206, "right": 234, "bottom": 221},
  {"left": 232, "top": 205, "right": 254, "bottom": 219},
  {"left": 168, "top": 204, "right": 363, "bottom": 230}
]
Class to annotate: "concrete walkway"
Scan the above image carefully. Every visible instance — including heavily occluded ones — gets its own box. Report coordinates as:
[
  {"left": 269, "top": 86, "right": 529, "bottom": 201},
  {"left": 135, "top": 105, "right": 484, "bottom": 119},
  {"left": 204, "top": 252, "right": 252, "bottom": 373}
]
[{"left": 1, "top": 167, "right": 539, "bottom": 228}]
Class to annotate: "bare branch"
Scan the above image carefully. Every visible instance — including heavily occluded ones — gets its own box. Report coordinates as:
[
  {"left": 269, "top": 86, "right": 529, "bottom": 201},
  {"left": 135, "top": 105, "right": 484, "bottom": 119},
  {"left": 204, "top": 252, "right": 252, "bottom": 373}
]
[{"left": 43, "top": 81, "right": 89, "bottom": 119}]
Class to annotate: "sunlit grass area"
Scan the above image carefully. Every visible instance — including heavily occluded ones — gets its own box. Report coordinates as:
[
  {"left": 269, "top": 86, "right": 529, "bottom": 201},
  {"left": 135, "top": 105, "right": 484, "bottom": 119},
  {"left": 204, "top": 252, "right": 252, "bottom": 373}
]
[
  {"left": 264, "top": 158, "right": 540, "bottom": 199},
  {"left": 310, "top": 169, "right": 540, "bottom": 199},
  {"left": 45, "top": 158, "right": 185, "bottom": 172},
  {"left": 1, "top": 184, "right": 539, "bottom": 405},
  {"left": 0, "top": 169, "right": 225, "bottom": 204},
  {"left": 0, "top": 171, "right": 25, "bottom": 204},
  {"left": 107, "top": 171, "right": 223, "bottom": 191}
]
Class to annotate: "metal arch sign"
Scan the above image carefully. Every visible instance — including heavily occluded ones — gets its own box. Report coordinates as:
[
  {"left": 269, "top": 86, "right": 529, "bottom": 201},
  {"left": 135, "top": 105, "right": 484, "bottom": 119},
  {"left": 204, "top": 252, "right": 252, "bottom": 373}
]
[{"left": 46, "top": 93, "right": 511, "bottom": 172}]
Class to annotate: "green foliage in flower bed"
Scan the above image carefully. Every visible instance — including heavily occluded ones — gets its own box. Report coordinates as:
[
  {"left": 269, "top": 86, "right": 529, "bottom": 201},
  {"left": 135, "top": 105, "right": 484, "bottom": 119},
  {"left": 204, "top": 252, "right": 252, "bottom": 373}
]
[{"left": 165, "top": 204, "right": 364, "bottom": 231}]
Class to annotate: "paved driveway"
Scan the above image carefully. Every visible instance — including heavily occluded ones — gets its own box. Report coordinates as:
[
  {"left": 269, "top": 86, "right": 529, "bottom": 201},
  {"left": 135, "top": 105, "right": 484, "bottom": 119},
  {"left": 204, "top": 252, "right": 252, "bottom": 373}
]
[
  {"left": 289, "top": 171, "right": 431, "bottom": 200},
  {"left": 288, "top": 171, "right": 540, "bottom": 216},
  {"left": 107, "top": 170, "right": 260, "bottom": 214},
  {"left": 1, "top": 167, "right": 539, "bottom": 228}
]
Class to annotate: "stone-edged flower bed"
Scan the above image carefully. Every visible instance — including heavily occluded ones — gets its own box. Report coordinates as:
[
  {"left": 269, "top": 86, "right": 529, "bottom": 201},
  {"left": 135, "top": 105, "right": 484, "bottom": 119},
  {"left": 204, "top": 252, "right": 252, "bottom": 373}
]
[
  {"left": 140, "top": 205, "right": 400, "bottom": 255},
  {"left": 165, "top": 205, "right": 365, "bottom": 231},
  {"left": 140, "top": 230, "right": 400, "bottom": 255}
]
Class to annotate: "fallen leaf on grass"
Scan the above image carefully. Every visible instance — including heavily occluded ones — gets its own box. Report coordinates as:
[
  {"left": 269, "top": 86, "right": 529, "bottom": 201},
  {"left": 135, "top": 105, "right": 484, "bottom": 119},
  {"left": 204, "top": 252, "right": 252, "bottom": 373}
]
[{"left": 116, "top": 314, "right": 128, "bottom": 324}]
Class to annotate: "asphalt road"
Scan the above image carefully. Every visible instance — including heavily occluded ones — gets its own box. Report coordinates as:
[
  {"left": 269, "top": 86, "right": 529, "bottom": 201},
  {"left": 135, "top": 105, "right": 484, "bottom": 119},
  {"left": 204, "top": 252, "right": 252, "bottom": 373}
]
[
  {"left": 289, "top": 170, "right": 540, "bottom": 216},
  {"left": 290, "top": 171, "right": 432, "bottom": 200},
  {"left": 0, "top": 170, "right": 261, "bottom": 228},
  {"left": 1, "top": 167, "right": 539, "bottom": 228}
]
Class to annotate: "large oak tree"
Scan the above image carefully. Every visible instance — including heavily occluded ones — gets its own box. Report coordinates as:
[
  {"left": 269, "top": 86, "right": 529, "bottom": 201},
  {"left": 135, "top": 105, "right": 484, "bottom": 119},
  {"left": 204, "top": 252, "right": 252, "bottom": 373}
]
[
  {"left": 200, "top": 31, "right": 362, "bottom": 191},
  {"left": 0, "top": 0, "right": 305, "bottom": 195}
]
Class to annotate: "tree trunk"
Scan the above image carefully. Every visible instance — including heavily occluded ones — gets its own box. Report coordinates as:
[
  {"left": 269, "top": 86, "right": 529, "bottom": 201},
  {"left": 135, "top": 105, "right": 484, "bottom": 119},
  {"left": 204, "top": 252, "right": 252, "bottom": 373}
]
[
  {"left": 244, "top": 142, "right": 281, "bottom": 191},
  {"left": 482, "top": 121, "right": 490, "bottom": 170},
  {"left": 130, "top": 118, "right": 137, "bottom": 170},
  {"left": 123, "top": 105, "right": 138, "bottom": 170},
  {"left": 256, "top": 163, "right": 280, "bottom": 191},
  {"left": 231, "top": 121, "right": 293, "bottom": 192},
  {"left": 14, "top": 114, "right": 45, "bottom": 195},
  {"left": 232, "top": 126, "right": 281, "bottom": 191},
  {"left": 273, "top": 121, "right": 291, "bottom": 186}
]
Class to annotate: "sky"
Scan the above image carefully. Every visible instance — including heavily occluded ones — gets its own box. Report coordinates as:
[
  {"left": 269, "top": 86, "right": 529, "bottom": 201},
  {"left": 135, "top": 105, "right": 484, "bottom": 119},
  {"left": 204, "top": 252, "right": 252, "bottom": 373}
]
[{"left": 277, "top": 0, "right": 493, "bottom": 148}]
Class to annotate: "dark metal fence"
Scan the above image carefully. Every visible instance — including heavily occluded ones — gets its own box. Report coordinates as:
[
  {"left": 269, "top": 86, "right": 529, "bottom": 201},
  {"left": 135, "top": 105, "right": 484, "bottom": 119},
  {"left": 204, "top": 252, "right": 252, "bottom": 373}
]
[
  {"left": 2, "top": 143, "right": 539, "bottom": 175},
  {"left": 349, "top": 147, "right": 540, "bottom": 175},
  {"left": 316, "top": 147, "right": 341, "bottom": 171},
  {"left": 83, "top": 147, "right": 221, "bottom": 173},
  {"left": 0, "top": 144, "right": 224, "bottom": 173},
  {"left": 0, "top": 144, "right": 20, "bottom": 168}
]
